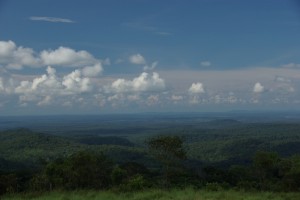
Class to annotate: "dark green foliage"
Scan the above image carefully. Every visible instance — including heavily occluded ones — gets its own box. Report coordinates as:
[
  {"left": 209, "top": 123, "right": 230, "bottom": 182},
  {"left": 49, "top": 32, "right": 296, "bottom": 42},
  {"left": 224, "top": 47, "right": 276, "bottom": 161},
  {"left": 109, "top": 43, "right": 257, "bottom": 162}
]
[
  {"left": 147, "top": 135, "right": 186, "bottom": 187},
  {"left": 66, "top": 151, "right": 112, "bottom": 189},
  {"left": 0, "top": 170, "right": 35, "bottom": 195},
  {"left": 111, "top": 166, "right": 128, "bottom": 186},
  {"left": 30, "top": 151, "right": 113, "bottom": 191},
  {"left": 280, "top": 155, "right": 300, "bottom": 191},
  {"left": 120, "top": 162, "right": 150, "bottom": 178},
  {"left": 74, "top": 135, "right": 134, "bottom": 146},
  {"left": 122, "top": 174, "right": 147, "bottom": 191},
  {"left": 0, "top": 129, "right": 82, "bottom": 170},
  {"left": 147, "top": 135, "right": 186, "bottom": 163},
  {"left": 0, "top": 173, "right": 18, "bottom": 194},
  {"left": 2, "top": 118, "right": 300, "bottom": 195},
  {"left": 0, "top": 129, "right": 144, "bottom": 172}
]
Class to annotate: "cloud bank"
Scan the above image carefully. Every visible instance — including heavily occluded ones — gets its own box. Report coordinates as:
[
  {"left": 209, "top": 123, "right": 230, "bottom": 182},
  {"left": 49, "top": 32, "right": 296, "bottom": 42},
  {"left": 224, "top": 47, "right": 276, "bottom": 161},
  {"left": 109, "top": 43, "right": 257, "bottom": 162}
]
[
  {"left": 1, "top": 40, "right": 300, "bottom": 113},
  {"left": 110, "top": 72, "right": 165, "bottom": 93}
]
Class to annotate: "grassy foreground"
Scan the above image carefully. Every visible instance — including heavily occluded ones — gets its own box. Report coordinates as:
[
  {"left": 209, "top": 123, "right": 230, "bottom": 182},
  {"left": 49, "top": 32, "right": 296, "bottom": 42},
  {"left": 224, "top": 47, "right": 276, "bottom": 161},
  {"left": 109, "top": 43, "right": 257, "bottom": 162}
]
[{"left": 2, "top": 189, "right": 300, "bottom": 200}]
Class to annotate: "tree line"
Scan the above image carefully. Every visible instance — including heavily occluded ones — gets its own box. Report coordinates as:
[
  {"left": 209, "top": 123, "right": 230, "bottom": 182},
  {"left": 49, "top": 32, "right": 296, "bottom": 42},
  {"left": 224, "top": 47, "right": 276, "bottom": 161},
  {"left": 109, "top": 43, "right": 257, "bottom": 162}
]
[{"left": 1, "top": 135, "right": 300, "bottom": 195}]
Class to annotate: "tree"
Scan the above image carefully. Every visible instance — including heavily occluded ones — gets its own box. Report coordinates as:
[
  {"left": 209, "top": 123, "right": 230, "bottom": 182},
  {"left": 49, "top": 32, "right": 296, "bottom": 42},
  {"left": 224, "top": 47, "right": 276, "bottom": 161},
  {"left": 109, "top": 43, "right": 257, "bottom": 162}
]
[
  {"left": 253, "top": 151, "right": 280, "bottom": 190},
  {"left": 147, "top": 135, "right": 186, "bottom": 186},
  {"left": 281, "top": 155, "right": 300, "bottom": 191},
  {"left": 65, "top": 151, "right": 113, "bottom": 189},
  {"left": 36, "top": 151, "right": 113, "bottom": 190}
]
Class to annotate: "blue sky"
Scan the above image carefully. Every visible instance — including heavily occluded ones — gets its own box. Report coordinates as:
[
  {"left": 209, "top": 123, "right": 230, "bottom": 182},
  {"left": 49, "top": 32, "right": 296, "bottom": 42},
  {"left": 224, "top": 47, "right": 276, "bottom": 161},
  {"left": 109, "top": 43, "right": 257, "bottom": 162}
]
[{"left": 0, "top": 0, "right": 300, "bottom": 114}]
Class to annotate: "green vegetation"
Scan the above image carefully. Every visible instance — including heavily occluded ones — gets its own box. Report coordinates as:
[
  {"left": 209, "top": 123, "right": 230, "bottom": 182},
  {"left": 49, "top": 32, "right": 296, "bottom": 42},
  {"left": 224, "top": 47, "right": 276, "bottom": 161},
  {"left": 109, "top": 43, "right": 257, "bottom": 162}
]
[
  {"left": 147, "top": 135, "right": 186, "bottom": 187},
  {"left": 1, "top": 116, "right": 300, "bottom": 198},
  {"left": 3, "top": 189, "right": 300, "bottom": 200}
]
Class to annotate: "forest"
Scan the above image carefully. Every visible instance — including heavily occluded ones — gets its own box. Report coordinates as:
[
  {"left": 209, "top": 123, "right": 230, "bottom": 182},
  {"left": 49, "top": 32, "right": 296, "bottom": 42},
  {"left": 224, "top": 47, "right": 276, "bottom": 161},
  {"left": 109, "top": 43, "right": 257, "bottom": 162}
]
[{"left": 1, "top": 113, "right": 300, "bottom": 199}]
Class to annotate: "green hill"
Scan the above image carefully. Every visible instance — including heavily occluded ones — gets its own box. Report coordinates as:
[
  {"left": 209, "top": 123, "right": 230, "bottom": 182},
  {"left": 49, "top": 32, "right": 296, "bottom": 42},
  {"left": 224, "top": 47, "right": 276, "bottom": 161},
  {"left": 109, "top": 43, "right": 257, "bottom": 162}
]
[{"left": 0, "top": 129, "right": 147, "bottom": 171}]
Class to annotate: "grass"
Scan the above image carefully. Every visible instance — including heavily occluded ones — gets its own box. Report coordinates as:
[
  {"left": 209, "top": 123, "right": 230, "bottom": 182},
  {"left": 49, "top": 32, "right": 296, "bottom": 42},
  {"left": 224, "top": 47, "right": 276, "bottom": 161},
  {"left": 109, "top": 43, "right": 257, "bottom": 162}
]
[{"left": 2, "top": 188, "right": 300, "bottom": 200}]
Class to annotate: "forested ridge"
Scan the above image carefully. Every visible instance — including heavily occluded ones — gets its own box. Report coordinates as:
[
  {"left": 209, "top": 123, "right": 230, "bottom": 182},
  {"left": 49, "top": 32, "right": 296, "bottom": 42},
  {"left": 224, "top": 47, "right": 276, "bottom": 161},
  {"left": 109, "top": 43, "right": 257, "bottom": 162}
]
[{"left": 1, "top": 119, "right": 300, "bottom": 196}]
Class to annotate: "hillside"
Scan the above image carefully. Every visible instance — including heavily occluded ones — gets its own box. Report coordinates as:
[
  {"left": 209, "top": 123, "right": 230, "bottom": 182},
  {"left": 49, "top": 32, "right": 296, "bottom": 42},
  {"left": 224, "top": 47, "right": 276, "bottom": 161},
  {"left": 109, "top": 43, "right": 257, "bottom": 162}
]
[
  {"left": 1, "top": 120, "right": 300, "bottom": 171},
  {"left": 0, "top": 128, "right": 148, "bottom": 171}
]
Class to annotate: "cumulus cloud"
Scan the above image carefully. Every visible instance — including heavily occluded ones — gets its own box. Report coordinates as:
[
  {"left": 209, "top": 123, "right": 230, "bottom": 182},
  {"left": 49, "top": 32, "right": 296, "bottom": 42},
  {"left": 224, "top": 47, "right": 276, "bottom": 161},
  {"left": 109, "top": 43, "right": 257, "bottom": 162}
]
[
  {"left": 62, "top": 70, "right": 92, "bottom": 93},
  {"left": 81, "top": 63, "right": 103, "bottom": 77},
  {"left": 171, "top": 95, "right": 184, "bottom": 101},
  {"left": 169, "top": 94, "right": 184, "bottom": 104},
  {"left": 143, "top": 61, "right": 158, "bottom": 71},
  {"left": 0, "top": 40, "right": 103, "bottom": 72},
  {"left": 147, "top": 95, "right": 160, "bottom": 106},
  {"left": 38, "top": 96, "right": 52, "bottom": 106},
  {"left": 200, "top": 61, "right": 211, "bottom": 67},
  {"left": 29, "top": 16, "right": 75, "bottom": 23},
  {"left": 111, "top": 72, "right": 165, "bottom": 93},
  {"left": 129, "top": 54, "right": 146, "bottom": 65},
  {"left": 253, "top": 82, "right": 264, "bottom": 93},
  {"left": 15, "top": 66, "right": 92, "bottom": 105},
  {"left": 15, "top": 66, "right": 61, "bottom": 95},
  {"left": 40, "top": 46, "right": 97, "bottom": 67},
  {"left": 188, "top": 82, "right": 205, "bottom": 104},
  {"left": 0, "top": 40, "right": 40, "bottom": 69},
  {"left": 188, "top": 82, "right": 205, "bottom": 94}
]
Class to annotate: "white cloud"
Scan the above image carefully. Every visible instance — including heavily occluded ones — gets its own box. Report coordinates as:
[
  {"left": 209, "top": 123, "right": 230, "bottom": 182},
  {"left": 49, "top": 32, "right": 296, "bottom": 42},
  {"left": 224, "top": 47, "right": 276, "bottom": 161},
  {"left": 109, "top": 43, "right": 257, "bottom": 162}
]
[
  {"left": 0, "top": 40, "right": 40, "bottom": 69},
  {"left": 0, "top": 40, "right": 15, "bottom": 57},
  {"left": 38, "top": 96, "right": 52, "bottom": 106},
  {"left": 15, "top": 66, "right": 62, "bottom": 95},
  {"left": 0, "top": 78, "right": 4, "bottom": 93},
  {"left": 2, "top": 39, "right": 300, "bottom": 111},
  {"left": 29, "top": 16, "right": 75, "bottom": 23},
  {"left": 0, "top": 75, "right": 15, "bottom": 94},
  {"left": 108, "top": 94, "right": 121, "bottom": 102},
  {"left": 189, "top": 96, "right": 202, "bottom": 104},
  {"left": 189, "top": 82, "right": 205, "bottom": 94},
  {"left": 188, "top": 83, "right": 205, "bottom": 104},
  {"left": 272, "top": 76, "right": 295, "bottom": 93},
  {"left": 14, "top": 66, "right": 93, "bottom": 106},
  {"left": 127, "top": 94, "right": 140, "bottom": 101},
  {"left": 0, "top": 40, "right": 103, "bottom": 71},
  {"left": 82, "top": 63, "right": 103, "bottom": 77},
  {"left": 129, "top": 54, "right": 146, "bottom": 65},
  {"left": 253, "top": 82, "right": 264, "bottom": 93},
  {"left": 143, "top": 61, "right": 158, "bottom": 71},
  {"left": 200, "top": 61, "right": 211, "bottom": 67},
  {"left": 282, "top": 63, "right": 300, "bottom": 68},
  {"left": 274, "top": 76, "right": 292, "bottom": 83},
  {"left": 111, "top": 72, "right": 165, "bottom": 93},
  {"left": 171, "top": 95, "right": 184, "bottom": 101},
  {"left": 40, "top": 46, "right": 97, "bottom": 67},
  {"left": 62, "top": 70, "right": 92, "bottom": 93}
]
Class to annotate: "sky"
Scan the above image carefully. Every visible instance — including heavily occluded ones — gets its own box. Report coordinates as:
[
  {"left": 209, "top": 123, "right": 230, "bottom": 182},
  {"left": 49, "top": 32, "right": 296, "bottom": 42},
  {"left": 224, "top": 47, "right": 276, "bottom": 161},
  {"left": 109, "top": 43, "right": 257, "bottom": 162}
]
[{"left": 0, "top": 0, "right": 300, "bottom": 115}]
